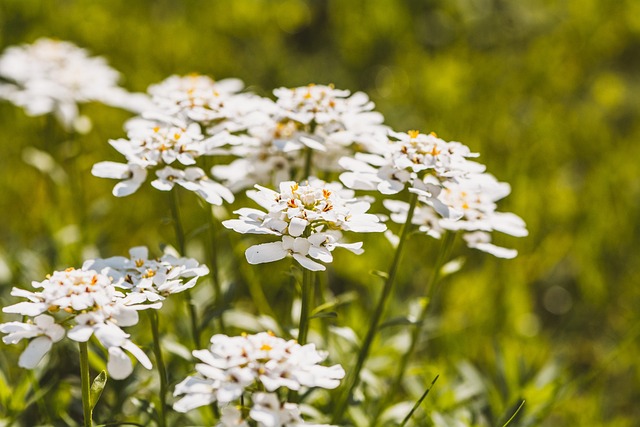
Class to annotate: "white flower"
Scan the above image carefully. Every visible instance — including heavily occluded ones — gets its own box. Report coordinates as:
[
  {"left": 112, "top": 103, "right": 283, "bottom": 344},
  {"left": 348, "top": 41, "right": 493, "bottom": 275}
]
[
  {"left": 172, "top": 332, "right": 344, "bottom": 412},
  {"left": 216, "top": 406, "right": 250, "bottom": 427},
  {"left": 151, "top": 165, "right": 234, "bottom": 205},
  {"left": 0, "top": 268, "right": 155, "bottom": 379},
  {"left": 383, "top": 172, "right": 527, "bottom": 258},
  {"left": 0, "top": 314, "right": 64, "bottom": 369},
  {"left": 93, "top": 113, "right": 235, "bottom": 204},
  {"left": 0, "top": 38, "right": 147, "bottom": 129},
  {"left": 212, "top": 84, "right": 388, "bottom": 191},
  {"left": 340, "top": 130, "right": 485, "bottom": 218},
  {"left": 146, "top": 74, "right": 244, "bottom": 125},
  {"left": 250, "top": 393, "right": 304, "bottom": 427},
  {"left": 91, "top": 161, "right": 147, "bottom": 197},
  {"left": 83, "top": 246, "right": 209, "bottom": 302},
  {"left": 223, "top": 179, "right": 385, "bottom": 270}
]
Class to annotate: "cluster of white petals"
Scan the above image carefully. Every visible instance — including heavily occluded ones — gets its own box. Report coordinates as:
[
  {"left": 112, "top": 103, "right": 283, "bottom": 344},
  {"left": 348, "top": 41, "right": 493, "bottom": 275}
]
[
  {"left": 0, "top": 38, "right": 149, "bottom": 129},
  {"left": 212, "top": 84, "right": 388, "bottom": 191},
  {"left": 384, "top": 173, "right": 528, "bottom": 258},
  {"left": 339, "top": 130, "right": 484, "bottom": 216},
  {"left": 83, "top": 246, "right": 209, "bottom": 302},
  {"left": 173, "top": 332, "right": 344, "bottom": 418},
  {"left": 92, "top": 113, "right": 235, "bottom": 203},
  {"left": 214, "top": 393, "right": 335, "bottom": 427},
  {"left": 0, "top": 267, "right": 158, "bottom": 379},
  {"left": 223, "top": 178, "right": 386, "bottom": 271}
]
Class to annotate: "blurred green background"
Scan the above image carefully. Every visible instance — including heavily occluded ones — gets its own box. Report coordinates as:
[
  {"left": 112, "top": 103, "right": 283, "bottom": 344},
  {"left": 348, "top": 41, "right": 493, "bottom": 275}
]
[{"left": 1, "top": 0, "right": 639, "bottom": 425}]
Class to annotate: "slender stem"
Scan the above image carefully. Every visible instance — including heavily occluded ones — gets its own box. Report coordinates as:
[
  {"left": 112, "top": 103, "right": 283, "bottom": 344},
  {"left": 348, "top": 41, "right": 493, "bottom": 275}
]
[
  {"left": 169, "top": 190, "right": 200, "bottom": 348},
  {"left": 206, "top": 206, "right": 226, "bottom": 333},
  {"left": 79, "top": 341, "right": 92, "bottom": 427},
  {"left": 302, "top": 147, "right": 313, "bottom": 181},
  {"left": 332, "top": 193, "right": 419, "bottom": 423},
  {"left": 373, "top": 232, "right": 456, "bottom": 425},
  {"left": 28, "top": 370, "right": 51, "bottom": 424},
  {"left": 148, "top": 311, "right": 167, "bottom": 427},
  {"left": 169, "top": 190, "right": 186, "bottom": 255},
  {"left": 398, "top": 375, "right": 439, "bottom": 427},
  {"left": 298, "top": 269, "right": 314, "bottom": 345}
]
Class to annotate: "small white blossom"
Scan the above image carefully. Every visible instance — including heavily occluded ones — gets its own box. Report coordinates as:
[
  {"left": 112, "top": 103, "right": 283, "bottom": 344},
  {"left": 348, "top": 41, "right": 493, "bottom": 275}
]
[
  {"left": 384, "top": 172, "right": 527, "bottom": 258},
  {"left": 213, "top": 84, "right": 388, "bottom": 191},
  {"left": 223, "top": 179, "right": 385, "bottom": 271},
  {"left": 340, "top": 130, "right": 484, "bottom": 218},
  {"left": 172, "top": 332, "right": 345, "bottom": 412},
  {"left": 0, "top": 268, "right": 156, "bottom": 379},
  {"left": 83, "top": 246, "right": 209, "bottom": 302},
  {"left": 0, "top": 38, "right": 149, "bottom": 129},
  {"left": 0, "top": 314, "right": 64, "bottom": 369}
]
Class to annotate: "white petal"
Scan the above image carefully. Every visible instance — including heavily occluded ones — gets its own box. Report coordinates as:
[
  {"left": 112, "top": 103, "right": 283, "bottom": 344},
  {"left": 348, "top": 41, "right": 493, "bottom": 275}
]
[
  {"left": 245, "top": 242, "right": 287, "bottom": 265},
  {"left": 288, "top": 217, "right": 308, "bottom": 237},
  {"left": 107, "top": 346, "right": 133, "bottom": 380},
  {"left": 122, "top": 340, "right": 152, "bottom": 369},
  {"left": 292, "top": 253, "right": 325, "bottom": 271},
  {"left": 173, "top": 394, "right": 215, "bottom": 413},
  {"left": 67, "top": 325, "right": 94, "bottom": 342},
  {"left": 19, "top": 336, "right": 52, "bottom": 369}
]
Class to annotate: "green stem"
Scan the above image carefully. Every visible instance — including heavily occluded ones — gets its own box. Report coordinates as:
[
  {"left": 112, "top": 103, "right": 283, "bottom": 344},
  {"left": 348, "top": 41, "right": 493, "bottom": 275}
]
[
  {"left": 302, "top": 147, "right": 313, "bottom": 181},
  {"left": 79, "top": 341, "right": 92, "bottom": 427},
  {"left": 398, "top": 375, "right": 439, "bottom": 427},
  {"left": 298, "top": 269, "right": 314, "bottom": 345},
  {"left": 373, "top": 232, "right": 456, "bottom": 425},
  {"left": 28, "top": 370, "right": 51, "bottom": 424},
  {"left": 169, "top": 190, "right": 186, "bottom": 255},
  {"left": 169, "top": 190, "right": 200, "bottom": 348},
  {"left": 206, "top": 206, "right": 226, "bottom": 333},
  {"left": 148, "top": 311, "right": 167, "bottom": 427},
  {"left": 332, "top": 193, "right": 419, "bottom": 423}
]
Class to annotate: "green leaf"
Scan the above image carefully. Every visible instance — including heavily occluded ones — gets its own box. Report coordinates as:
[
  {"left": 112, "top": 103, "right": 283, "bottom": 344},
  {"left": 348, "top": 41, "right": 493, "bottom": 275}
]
[
  {"left": 90, "top": 370, "right": 107, "bottom": 410},
  {"left": 380, "top": 316, "right": 418, "bottom": 329},
  {"left": 310, "top": 311, "right": 338, "bottom": 319},
  {"left": 370, "top": 270, "right": 389, "bottom": 279},
  {"left": 502, "top": 400, "right": 525, "bottom": 427}
]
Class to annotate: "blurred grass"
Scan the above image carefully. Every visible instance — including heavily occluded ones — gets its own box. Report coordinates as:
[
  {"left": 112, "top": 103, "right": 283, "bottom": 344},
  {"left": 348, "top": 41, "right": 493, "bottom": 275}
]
[{"left": 0, "top": 0, "right": 639, "bottom": 425}]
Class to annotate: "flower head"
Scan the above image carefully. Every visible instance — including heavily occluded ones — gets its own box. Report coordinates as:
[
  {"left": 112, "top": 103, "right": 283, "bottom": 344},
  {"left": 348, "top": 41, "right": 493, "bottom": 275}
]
[
  {"left": 173, "top": 332, "right": 345, "bottom": 412},
  {"left": 0, "top": 267, "right": 156, "bottom": 379},
  {"left": 212, "top": 84, "right": 388, "bottom": 191},
  {"left": 384, "top": 172, "right": 527, "bottom": 258},
  {"left": 83, "top": 246, "right": 210, "bottom": 302},
  {"left": 223, "top": 178, "right": 385, "bottom": 270},
  {"left": 0, "top": 38, "right": 149, "bottom": 129}
]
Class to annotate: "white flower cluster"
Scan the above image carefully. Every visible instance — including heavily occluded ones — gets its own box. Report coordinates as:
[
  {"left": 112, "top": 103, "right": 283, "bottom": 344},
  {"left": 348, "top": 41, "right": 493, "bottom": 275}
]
[
  {"left": 336, "top": 129, "right": 527, "bottom": 256},
  {"left": 223, "top": 178, "right": 386, "bottom": 271},
  {"left": 0, "top": 247, "right": 209, "bottom": 379},
  {"left": 213, "top": 84, "right": 388, "bottom": 192},
  {"left": 173, "top": 331, "right": 342, "bottom": 426},
  {"left": 384, "top": 172, "right": 528, "bottom": 258},
  {"left": 83, "top": 246, "right": 210, "bottom": 302},
  {"left": 0, "top": 38, "right": 148, "bottom": 130},
  {"left": 0, "top": 267, "right": 157, "bottom": 379},
  {"left": 91, "top": 73, "right": 263, "bottom": 203}
]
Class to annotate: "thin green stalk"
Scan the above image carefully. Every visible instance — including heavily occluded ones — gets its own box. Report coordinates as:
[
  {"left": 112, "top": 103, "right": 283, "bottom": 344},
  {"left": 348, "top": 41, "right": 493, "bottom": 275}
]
[
  {"left": 332, "top": 193, "right": 419, "bottom": 423},
  {"left": 298, "top": 269, "right": 314, "bottom": 345},
  {"left": 398, "top": 375, "right": 439, "bottom": 427},
  {"left": 302, "top": 147, "right": 313, "bottom": 181},
  {"left": 148, "top": 311, "right": 167, "bottom": 427},
  {"left": 376, "top": 232, "right": 456, "bottom": 421},
  {"left": 169, "top": 190, "right": 200, "bottom": 348},
  {"left": 206, "top": 206, "right": 226, "bottom": 333},
  {"left": 79, "top": 341, "right": 92, "bottom": 427},
  {"left": 28, "top": 370, "right": 52, "bottom": 424},
  {"left": 169, "top": 190, "right": 186, "bottom": 255}
]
